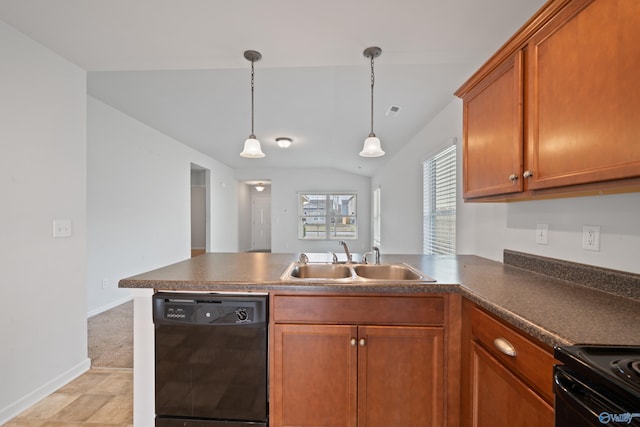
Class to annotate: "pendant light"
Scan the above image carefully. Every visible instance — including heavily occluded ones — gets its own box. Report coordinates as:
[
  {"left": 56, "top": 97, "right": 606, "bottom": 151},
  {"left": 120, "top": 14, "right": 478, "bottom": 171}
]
[
  {"left": 359, "top": 46, "right": 385, "bottom": 158},
  {"left": 240, "top": 50, "right": 265, "bottom": 158}
]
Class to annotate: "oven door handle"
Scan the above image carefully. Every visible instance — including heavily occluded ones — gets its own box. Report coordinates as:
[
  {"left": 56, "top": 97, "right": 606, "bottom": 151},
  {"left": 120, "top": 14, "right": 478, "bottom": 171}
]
[
  {"left": 554, "top": 368, "right": 595, "bottom": 414},
  {"left": 554, "top": 366, "right": 623, "bottom": 421}
]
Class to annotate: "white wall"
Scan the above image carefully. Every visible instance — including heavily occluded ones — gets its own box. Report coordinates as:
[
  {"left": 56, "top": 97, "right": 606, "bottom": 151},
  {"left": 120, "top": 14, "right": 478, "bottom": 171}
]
[
  {"left": 460, "top": 193, "right": 640, "bottom": 273},
  {"left": 235, "top": 168, "right": 371, "bottom": 254},
  {"left": 374, "top": 98, "right": 640, "bottom": 274},
  {"left": 372, "top": 100, "right": 462, "bottom": 254},
  {"left": 87, "top": 96, "right": 238, "bottom": 315},
  {"left": 0, "top": 20, "right": 89, "bottom": 423}
]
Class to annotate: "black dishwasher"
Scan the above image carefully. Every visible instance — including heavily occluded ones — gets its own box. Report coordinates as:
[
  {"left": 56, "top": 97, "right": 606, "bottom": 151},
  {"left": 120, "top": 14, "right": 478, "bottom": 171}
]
[{"left": 153, "top": 292, "right": 268, "bottom": 427}]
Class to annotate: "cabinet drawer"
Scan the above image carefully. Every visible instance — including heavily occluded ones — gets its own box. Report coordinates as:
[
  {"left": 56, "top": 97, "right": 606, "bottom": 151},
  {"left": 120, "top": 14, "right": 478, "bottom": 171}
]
[
  {"left": 470, "top": 306, "right": 555, "bottom": 403},
  {"left": 273, "top": 295, "right": 445, "bottom": 326}
]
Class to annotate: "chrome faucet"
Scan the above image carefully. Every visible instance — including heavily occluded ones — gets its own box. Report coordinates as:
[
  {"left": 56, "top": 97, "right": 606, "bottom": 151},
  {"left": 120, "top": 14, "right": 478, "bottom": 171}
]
[
  {"left": 338, "top": 240, "right": 352, "bottom": 263},
  {"left": 329, "top": 251, "right": 339, "bottom": 263},
  {"left": 373, "top": 246, "right": 381, "bottom": 265},
  {"left": 299, "top": 253, "right": 309, "bottom": 264},
  {"left": 363, "top": 246, "right": 381, "bottom": 265}
]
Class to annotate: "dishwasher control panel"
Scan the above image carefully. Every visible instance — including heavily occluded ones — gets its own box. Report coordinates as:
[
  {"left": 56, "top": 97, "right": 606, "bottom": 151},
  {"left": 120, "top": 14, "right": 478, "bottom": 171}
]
[
  {"left": 153, "top": 292, "right": 268, "bottom": 326},
  {"left": 165, "top": 306, "right": 188, "bottom": 320}
]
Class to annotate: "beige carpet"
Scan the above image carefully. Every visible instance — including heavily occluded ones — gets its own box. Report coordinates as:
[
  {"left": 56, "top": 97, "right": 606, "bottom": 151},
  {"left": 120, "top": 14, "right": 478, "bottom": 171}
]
[{"left": 88, "top": 300, "right": 133, "bottom": 369}]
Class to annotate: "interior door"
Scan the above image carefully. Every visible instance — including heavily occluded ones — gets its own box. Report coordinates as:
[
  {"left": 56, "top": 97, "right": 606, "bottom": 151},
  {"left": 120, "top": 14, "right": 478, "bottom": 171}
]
[{"left": 252, "top": 195, "right": 271, "bottom": 251}]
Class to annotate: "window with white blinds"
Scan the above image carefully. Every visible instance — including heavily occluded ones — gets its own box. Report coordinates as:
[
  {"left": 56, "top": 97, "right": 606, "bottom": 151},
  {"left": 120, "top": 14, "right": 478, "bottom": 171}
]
[{"left": 423, "top": 145, "right": 456, "bottom": 255}]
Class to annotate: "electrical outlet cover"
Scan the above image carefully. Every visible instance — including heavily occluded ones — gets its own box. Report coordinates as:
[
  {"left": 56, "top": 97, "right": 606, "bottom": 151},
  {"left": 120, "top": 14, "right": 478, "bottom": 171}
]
[{"left": 582, "top": 225, "right": 600, "bottom": 251}]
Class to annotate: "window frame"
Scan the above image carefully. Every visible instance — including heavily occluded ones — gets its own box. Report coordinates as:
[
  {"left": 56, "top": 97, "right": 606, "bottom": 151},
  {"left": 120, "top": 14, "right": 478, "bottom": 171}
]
[
  {"left": 423, "top": 145, "right": 457, "bottom": 255},
  {"left": 298, "top": 192, "right": 358, "bottom": 240}
]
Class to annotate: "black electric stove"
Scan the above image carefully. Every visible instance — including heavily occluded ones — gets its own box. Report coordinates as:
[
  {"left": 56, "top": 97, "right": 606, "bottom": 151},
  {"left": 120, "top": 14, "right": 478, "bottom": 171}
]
[{"left": 554, "top": 345, "right": 640, "bottom": 426}]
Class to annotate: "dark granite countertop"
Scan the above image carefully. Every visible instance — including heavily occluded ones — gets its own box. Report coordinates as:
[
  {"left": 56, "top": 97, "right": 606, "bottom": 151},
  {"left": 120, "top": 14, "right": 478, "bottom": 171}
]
[{"left": 119, "top": 251, "right": 640, "bottom": 348}]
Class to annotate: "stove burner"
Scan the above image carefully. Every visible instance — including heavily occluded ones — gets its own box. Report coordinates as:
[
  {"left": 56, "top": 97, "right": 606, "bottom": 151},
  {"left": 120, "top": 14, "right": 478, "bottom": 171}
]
[{"left": 612, "top": 358, "right": 640, "bottom": 384}]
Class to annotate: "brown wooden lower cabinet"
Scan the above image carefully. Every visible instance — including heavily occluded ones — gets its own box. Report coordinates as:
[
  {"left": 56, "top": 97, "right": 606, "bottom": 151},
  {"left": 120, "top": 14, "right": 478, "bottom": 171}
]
[
  {"left": 273, "top": 324, "right": 357, "bottom": 427},
  {"left": 271, "top": 293, "right": 453, "bottom": 427},
  {"left": 469, "top": 342, "right": 554, "bottom": 427},
  {"left": 271, "top": 294, "right": 555, "bottom": 426},
  {"left": 461, "top": 299, "right": 555, "bottom": 427},
  {"left": 272, "top": 323, "right": 444, "bottom": 427},
  {"left": 358, "top": 325, "right": 444, "bottom": 427}
]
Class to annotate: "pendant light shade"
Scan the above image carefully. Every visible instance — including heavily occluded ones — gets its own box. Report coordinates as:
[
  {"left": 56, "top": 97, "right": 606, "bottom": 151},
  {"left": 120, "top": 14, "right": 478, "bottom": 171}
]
[
  {"left": 240, "top": 50, "right": 265, "bottom": 158},
  {"left": 241, "top": 136, "right": 264, "bottom": 158},
  {"left": 360, "top": 47, "right": 385, "bottom": 158},
  {"left": 360, "top": 135, "right": 384, "bottom": 157}
]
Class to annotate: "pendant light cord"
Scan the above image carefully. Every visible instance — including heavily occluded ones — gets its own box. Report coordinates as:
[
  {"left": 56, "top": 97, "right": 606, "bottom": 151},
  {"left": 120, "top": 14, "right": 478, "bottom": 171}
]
[
  {"left": 250, "top": 59, "right": 255, "bottom": 138},
  {"left": 370, "top": 55, "right": 375, "bottom": 137}
]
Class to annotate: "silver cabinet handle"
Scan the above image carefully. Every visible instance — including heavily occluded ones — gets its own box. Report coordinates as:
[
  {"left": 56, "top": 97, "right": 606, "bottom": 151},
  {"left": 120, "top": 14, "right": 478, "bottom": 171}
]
[
  {"left": 350, "top": 338, "right": 357, "bottom": 347},
  {"left": 493, "top": 337, "right": 517, "bottom": 357},
  {"left": 359, "top": 338, "right": 366, "bottom": 347},
  {"left": 509, "top": 174, "right": 518, "bottom": 182},
  {"left": 523, "top": 170, "right": 534, "bottom": 178}
]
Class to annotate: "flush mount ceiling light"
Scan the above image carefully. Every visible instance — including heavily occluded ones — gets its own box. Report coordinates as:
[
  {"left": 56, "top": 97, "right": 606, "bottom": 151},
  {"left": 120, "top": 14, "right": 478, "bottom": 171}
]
[
  {"left": 276, "top": 137, "right": 292, "bottom": 148},
  {"left": 359, "top": 46, "right": 385, "bottom": 158},
  {"left": 240, "top": 50, "right": 265, "bottom": 158},
  {"left": 255, "top": 183, "right": 265, "bottom": 192}
]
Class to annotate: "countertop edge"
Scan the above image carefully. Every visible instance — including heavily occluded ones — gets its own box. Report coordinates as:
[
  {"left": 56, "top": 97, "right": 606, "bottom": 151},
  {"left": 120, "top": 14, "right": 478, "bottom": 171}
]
[
  {"left": 458, "top": 287, "right": 572, "bottom": 348},
  {"left": 119, "top": 253, "right": 640, "bottom": 348}
]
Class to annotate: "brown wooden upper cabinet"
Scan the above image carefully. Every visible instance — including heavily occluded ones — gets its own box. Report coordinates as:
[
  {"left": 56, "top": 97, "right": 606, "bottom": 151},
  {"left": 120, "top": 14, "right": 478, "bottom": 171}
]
[
  {"left": 456, "top": 0, "right": 640, "bottom": 201},
  {"left": 460, "top": 51, "right": 524, "bottom": 199}
]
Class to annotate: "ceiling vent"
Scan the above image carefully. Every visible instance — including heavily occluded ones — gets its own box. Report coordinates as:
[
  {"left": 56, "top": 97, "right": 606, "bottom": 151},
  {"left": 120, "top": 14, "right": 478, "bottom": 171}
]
[{"left": 385, "top": 105, "right": 401, "bottom": 117}]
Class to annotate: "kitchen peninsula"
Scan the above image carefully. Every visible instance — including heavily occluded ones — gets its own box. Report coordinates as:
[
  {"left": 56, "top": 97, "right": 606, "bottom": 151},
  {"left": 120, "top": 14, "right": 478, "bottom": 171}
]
[{"left": 120, "top": 251, "right": 640, "bottom": 427}]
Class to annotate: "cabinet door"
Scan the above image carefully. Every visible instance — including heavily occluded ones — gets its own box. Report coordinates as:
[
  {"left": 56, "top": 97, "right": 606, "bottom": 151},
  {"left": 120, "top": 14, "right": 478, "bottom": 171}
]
[
  {"left": 358, "top": 326, "right": 444, "bottom": 427},
  {"left": 462, "top": 51, "right": 524, "bottom": 199},
  {"left": 469, "top": 342, "right": 553, "bottom": 427},
  {"left": 272, "top": 324, "right": 357, "bottom": 427},
  {"left": 526, "top": 0, "right": 640, "bottom": 190}
]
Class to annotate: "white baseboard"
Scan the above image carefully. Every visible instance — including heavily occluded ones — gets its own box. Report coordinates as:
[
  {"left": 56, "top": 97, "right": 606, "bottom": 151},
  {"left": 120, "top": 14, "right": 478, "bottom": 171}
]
[
  {"left": 87, "top": 294, "right": 133, "bottom": 318},
  {"left": 0, "top": 357, "right": 91, "bottom": 425}
]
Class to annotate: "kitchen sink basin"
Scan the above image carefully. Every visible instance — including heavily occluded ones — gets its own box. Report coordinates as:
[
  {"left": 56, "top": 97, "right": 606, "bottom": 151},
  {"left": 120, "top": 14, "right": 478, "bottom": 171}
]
[
  {"left": 281, "top": 261, "right": 434, "bottom": 282},
  {"left": 288, "top": 263, "right": 354, "bottom": 279},
  {"left": 352, "top": 264, "right": 424, "bottom": 280}
]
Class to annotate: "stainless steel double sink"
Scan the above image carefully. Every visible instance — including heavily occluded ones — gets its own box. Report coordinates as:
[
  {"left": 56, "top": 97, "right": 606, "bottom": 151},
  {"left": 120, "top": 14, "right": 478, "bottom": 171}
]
[{"left": 280, "top": 262, "right": 435, "bottom": 283}]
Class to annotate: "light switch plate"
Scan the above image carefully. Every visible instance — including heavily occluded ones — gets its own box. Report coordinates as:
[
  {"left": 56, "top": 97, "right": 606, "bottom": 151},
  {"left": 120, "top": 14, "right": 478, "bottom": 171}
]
[{"left": 53, "top": 219, "right": 72, "bottom": 238}]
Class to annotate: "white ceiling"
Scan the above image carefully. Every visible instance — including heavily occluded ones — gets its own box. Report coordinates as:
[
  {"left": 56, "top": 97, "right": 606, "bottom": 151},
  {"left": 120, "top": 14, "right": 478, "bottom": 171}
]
[{"left": 0, "top": 0, "right": 545, "bottom": 176}]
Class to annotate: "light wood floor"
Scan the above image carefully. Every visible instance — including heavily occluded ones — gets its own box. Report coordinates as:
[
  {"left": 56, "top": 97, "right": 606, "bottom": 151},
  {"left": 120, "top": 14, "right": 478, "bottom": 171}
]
[{"left": 2, "top": 368, "right": 132, "bottom": 427}]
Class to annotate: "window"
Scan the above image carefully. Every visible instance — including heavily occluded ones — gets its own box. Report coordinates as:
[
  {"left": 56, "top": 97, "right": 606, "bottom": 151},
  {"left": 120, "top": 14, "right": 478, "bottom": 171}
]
[
  {"left": 423, "top": 145, "right": 456, "bottom": 254},
  {"left": 299, "top": 193, "right": 357, "bottom": 240}
]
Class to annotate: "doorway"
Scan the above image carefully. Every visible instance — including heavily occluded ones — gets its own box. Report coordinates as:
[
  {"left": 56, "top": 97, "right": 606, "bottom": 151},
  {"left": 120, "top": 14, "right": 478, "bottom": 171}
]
[
  {"left": 190, "top": 164, "right": 209, "bottom": 257},
  {"left": 252, "top": 194, "right": 271, "bottom": 252}
]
